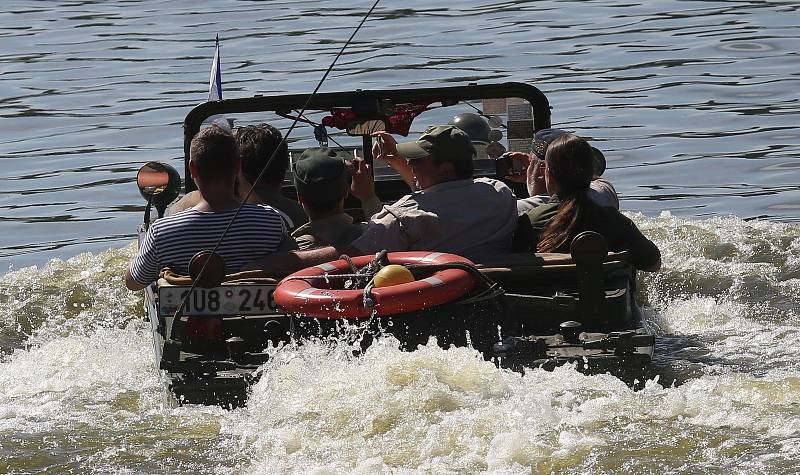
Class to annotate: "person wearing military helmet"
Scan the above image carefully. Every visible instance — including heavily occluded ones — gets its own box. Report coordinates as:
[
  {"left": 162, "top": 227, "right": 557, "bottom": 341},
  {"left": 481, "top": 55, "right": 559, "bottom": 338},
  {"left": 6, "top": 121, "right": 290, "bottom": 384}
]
[
  {"left": 247, "top": 125, "right": 518, "bottom": 275},
  {"left": 290, "top": 147, "right": 366, "bottom": 250},
  {"left": 449, "top": 112, "right": 491, "bottom": 143}
]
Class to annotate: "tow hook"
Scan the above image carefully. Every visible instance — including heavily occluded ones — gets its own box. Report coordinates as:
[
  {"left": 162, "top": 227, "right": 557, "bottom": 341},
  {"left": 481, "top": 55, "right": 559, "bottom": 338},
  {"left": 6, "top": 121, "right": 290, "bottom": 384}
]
[{"left": 583, "top": 331, "right": 655, "bottom": 356}]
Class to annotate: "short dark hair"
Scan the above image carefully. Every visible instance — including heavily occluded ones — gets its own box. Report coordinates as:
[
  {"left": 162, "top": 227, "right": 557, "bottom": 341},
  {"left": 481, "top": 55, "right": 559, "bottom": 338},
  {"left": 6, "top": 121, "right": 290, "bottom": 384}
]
[
  {"left": 299, "top": 192, "right": 346, "bottom": 215},
  {"left": 432, "top": 152, "right": 474, "bottom": 179},
  {"left": 235, "top": 123, "right": 289, "bottom": 186},
  {"left": 189, "top": 125, "right": 239, "bottom": 182}
]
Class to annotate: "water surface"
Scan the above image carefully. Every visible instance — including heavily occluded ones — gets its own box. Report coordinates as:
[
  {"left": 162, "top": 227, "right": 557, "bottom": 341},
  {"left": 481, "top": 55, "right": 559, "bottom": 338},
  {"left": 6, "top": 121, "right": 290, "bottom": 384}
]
[{"left": 1, "top": 1, "right": 798, "bottom": 473}]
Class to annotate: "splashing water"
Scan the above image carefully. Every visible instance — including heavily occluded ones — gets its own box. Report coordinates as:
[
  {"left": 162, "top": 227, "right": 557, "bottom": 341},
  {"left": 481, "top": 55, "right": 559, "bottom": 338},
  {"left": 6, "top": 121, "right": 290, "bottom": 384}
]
[{"left": 2, "top": 215, "right": 800, "bottom": 472}]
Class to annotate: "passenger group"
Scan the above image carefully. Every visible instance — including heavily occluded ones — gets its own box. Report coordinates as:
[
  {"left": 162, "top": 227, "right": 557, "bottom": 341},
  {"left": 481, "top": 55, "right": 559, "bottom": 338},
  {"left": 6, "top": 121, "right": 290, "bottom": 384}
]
[{"left": 124, "top": 117, "right": 660, "bottom": 290}]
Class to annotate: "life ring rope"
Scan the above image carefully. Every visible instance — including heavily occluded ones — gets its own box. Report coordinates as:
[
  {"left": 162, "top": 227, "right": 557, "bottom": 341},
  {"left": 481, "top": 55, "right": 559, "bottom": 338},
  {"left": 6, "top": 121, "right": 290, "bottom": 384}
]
[{"left": 274, "top": 251, "right": 498, "bottom": 319}]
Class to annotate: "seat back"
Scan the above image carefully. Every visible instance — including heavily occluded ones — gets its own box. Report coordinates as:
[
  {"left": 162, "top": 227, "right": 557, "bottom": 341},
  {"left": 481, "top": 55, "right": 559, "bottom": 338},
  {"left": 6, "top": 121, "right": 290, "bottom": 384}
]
[
  {"left": 570, "top": 231, "right": 608, "bottom": 326},
  {"left": 475, "top": 233, "right": 635, "bottom": 331}
]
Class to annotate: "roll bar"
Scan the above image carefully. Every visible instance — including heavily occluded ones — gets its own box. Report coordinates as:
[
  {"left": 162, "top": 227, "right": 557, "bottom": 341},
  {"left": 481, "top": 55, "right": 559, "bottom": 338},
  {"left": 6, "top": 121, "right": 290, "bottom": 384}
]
[{"left": 181, "top": 82, "right": 552, "bottom": 192}]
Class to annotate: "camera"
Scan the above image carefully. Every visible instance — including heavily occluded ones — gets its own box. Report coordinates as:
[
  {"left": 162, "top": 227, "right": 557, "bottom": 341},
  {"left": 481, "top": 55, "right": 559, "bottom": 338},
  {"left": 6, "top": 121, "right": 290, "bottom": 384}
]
[{"left": 495, "top": 152, "right": 527, "bottom": 178}]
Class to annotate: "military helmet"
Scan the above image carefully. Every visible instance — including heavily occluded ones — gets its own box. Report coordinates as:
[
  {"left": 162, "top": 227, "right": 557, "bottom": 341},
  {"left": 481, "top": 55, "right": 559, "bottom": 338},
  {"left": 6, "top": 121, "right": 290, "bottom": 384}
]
[{"left": 448, "top": 112, "right": 491, "bottom": 144}]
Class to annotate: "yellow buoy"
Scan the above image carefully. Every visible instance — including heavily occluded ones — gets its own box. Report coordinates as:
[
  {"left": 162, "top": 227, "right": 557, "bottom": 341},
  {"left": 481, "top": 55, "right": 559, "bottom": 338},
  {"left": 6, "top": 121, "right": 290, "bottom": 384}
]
[{"left": 373, "top": 264, "right": 415, "bottom": 288}]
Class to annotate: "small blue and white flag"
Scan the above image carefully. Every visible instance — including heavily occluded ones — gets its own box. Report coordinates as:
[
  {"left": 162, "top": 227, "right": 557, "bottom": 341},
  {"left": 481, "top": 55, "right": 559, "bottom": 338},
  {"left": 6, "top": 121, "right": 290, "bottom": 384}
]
[
  {"left": 208, "top": 35, "right": 223, "bottom": 102},
  {"left": 205, "top": 35, "right": 231, "bottom": 130}
]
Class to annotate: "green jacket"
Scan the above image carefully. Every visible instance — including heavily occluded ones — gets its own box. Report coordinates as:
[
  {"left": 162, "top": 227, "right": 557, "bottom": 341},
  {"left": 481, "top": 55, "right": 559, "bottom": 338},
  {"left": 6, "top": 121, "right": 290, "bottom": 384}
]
[{"left": 517, "top": 203, "right": 660, "bottom": 271}]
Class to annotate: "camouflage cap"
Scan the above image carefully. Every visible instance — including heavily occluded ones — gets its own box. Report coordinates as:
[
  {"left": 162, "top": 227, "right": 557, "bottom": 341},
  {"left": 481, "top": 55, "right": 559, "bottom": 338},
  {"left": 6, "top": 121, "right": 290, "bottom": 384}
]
[
  {"left": 396, "top": 125, "right": 476, "bottom": 162},
  {"left": 293, "top": 147, "right": 351, "bottom": 201}
]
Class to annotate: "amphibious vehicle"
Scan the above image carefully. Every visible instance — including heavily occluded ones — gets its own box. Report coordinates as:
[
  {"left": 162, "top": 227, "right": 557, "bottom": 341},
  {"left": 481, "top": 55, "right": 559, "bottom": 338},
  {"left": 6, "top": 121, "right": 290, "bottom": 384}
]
[{"left": 133, "top": 82, "right": 654, "bottom": 407}]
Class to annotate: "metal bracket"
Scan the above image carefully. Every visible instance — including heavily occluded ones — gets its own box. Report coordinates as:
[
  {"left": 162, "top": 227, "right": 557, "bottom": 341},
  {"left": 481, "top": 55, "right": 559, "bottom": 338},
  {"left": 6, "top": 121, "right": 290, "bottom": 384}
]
[{"left": 583, "top": 331, "right": 655, "bottom": 355}]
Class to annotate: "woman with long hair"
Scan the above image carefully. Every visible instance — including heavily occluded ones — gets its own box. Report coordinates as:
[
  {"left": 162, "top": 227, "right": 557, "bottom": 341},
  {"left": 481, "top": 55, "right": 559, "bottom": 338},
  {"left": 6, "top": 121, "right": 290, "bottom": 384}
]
[{"left": 524, "top": 133, "right": 661, "bottom": 271}]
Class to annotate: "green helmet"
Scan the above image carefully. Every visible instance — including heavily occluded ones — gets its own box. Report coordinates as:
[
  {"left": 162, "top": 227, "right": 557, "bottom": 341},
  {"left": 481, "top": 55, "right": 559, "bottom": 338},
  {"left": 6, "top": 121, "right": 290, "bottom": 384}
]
[{"left": 448, "top": 113, "right": 490, "bottom": 144}]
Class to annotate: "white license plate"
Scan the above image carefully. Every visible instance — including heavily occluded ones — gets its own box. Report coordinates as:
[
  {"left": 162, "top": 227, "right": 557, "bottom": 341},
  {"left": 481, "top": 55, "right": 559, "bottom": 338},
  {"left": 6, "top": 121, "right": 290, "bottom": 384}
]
[{"left": 158, "top": 285, "right": 280, "bottom": 316}]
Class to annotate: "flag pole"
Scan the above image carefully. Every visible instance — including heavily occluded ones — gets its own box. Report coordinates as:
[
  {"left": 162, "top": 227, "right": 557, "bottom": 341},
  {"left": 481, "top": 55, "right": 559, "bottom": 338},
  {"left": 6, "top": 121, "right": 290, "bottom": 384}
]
[
  {"left": 206, "top": 34, "right": 231, "bottom": 129},
  {"left": 209, "top": 34, "right": 222, "bottom": 101}
]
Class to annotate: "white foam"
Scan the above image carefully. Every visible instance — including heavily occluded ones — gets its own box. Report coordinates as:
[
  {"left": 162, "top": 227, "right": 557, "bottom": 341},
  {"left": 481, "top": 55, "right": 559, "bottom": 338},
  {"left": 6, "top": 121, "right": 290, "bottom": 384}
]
[{"left": 2, "top": 217, "right": 800, "bottom": 472}]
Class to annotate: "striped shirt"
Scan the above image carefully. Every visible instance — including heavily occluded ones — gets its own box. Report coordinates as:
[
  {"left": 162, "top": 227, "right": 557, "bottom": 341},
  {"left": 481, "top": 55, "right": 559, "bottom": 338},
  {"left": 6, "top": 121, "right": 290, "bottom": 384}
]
[{"left": 129, "top": 204, "right": 286, "bottom": 286}]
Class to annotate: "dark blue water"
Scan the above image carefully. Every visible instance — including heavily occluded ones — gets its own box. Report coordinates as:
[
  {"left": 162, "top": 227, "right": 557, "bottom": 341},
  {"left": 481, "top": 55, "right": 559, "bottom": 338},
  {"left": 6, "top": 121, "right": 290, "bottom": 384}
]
[
  {"left": 1, "top": 0, "right": 798, "bottom": 271},
  {"left": 1, "top": 1, "right": 799, "bottom": 473}
]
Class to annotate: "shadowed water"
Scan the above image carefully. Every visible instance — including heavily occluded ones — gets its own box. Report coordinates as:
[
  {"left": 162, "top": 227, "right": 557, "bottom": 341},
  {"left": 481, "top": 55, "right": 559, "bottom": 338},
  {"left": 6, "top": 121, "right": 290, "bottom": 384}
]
[{"left": 1, "top": 1, "right": 799, "bottom": 473}]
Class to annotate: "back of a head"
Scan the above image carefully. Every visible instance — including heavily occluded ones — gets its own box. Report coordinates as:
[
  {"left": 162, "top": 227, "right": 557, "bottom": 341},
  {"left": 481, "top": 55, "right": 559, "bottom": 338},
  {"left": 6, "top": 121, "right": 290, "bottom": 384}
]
[
  {"left": 190, "top": 125, "right": 239, "bottom": 183},
  {"left": 293, "top": 147, "right": 351, "bottom": 214},
  {"left": 413, "top": 125, "right": 476, "bottom": 179},
  {"left": 235, "top": 123, "right": 289, "bottom": 186},
  {"left": 545, "top": 133, "right": 594, "bottom": 198},
  {"left": 537, "top": 133, "right": 598, "bottom": 253}
]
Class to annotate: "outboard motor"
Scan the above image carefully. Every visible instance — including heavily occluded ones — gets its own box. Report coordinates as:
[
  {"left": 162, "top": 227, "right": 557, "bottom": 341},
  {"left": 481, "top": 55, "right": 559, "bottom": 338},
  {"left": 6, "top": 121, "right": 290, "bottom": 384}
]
[{"left": 136, "top": 161, "right": 181, "bottom": 226}]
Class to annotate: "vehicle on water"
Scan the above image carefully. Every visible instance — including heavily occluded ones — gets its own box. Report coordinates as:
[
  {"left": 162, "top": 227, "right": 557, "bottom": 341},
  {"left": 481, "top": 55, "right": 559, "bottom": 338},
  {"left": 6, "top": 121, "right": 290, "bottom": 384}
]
[{"left": 133, "top": 82, "right": 655, "bottom": 407}]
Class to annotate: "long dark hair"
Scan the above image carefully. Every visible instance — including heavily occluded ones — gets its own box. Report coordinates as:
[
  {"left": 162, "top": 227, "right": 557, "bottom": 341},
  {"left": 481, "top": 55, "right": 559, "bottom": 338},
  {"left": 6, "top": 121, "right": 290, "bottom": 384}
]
[{"left": 537, "top": 133, "right": 596, "bottom": 252}]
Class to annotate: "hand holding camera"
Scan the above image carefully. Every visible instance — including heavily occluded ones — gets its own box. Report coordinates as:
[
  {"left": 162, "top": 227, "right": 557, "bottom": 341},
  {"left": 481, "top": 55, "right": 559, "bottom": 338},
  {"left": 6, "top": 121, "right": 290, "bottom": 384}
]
[{"left": 496, "top": 151, "right": 532, "bottom": 183}]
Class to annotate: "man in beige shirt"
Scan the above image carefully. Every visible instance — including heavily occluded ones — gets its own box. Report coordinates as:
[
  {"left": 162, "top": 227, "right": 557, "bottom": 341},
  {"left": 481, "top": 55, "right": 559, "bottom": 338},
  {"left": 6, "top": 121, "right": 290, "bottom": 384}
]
[
  {"left": 348, "top": 125, "right": 517, "bottom": 261},
  {"left": 249, "top": 125, "right": 518, "bottom": 275}
]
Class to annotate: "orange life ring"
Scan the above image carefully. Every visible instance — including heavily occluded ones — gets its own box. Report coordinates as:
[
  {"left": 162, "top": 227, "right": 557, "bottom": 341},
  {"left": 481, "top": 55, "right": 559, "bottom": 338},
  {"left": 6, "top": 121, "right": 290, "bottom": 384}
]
[{"left": 274, "top": 251, "right": 476, "bottom": 319}]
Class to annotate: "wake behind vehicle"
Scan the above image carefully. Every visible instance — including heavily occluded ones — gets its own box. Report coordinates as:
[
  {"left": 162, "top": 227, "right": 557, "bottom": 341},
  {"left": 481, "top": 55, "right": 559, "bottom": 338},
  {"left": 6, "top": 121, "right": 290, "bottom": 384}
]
[{"left": 133, "top": 82, "right": 654, "bottom": 407}]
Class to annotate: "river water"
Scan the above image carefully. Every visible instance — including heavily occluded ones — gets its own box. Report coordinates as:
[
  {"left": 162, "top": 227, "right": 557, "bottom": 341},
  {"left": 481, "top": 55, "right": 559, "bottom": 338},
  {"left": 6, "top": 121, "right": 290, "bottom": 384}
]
[{"left": 1, "top": 1, "right": 799, "bottom": 473}]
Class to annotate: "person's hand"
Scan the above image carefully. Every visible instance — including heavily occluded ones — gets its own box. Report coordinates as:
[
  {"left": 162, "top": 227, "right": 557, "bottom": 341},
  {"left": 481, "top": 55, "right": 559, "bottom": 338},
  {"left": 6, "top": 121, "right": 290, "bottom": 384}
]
[
  {"left": 371, "top": 131, "right": 405, "bottom": 166},
  {"left": 501, "top": 152, "right": 532, "bottom": 184},
  {"left": 527, "top": 157, "right": 547, "bottom": 196},
  {"left": 371, "top": 131, "right": 415, "bottom": 189},
  {"left": 347, "top": 157, "right": 376, "bottom": 202}
]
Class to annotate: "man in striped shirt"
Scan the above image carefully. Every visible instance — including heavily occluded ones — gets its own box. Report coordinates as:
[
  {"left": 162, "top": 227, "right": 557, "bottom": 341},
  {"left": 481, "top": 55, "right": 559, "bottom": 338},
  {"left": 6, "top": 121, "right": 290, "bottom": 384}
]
[
  {"left": 167, "top": 123, "right": 307, "bottom": 230},
  {"left": 124, "top": 125, "right": 290, "bottom": 291}
]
